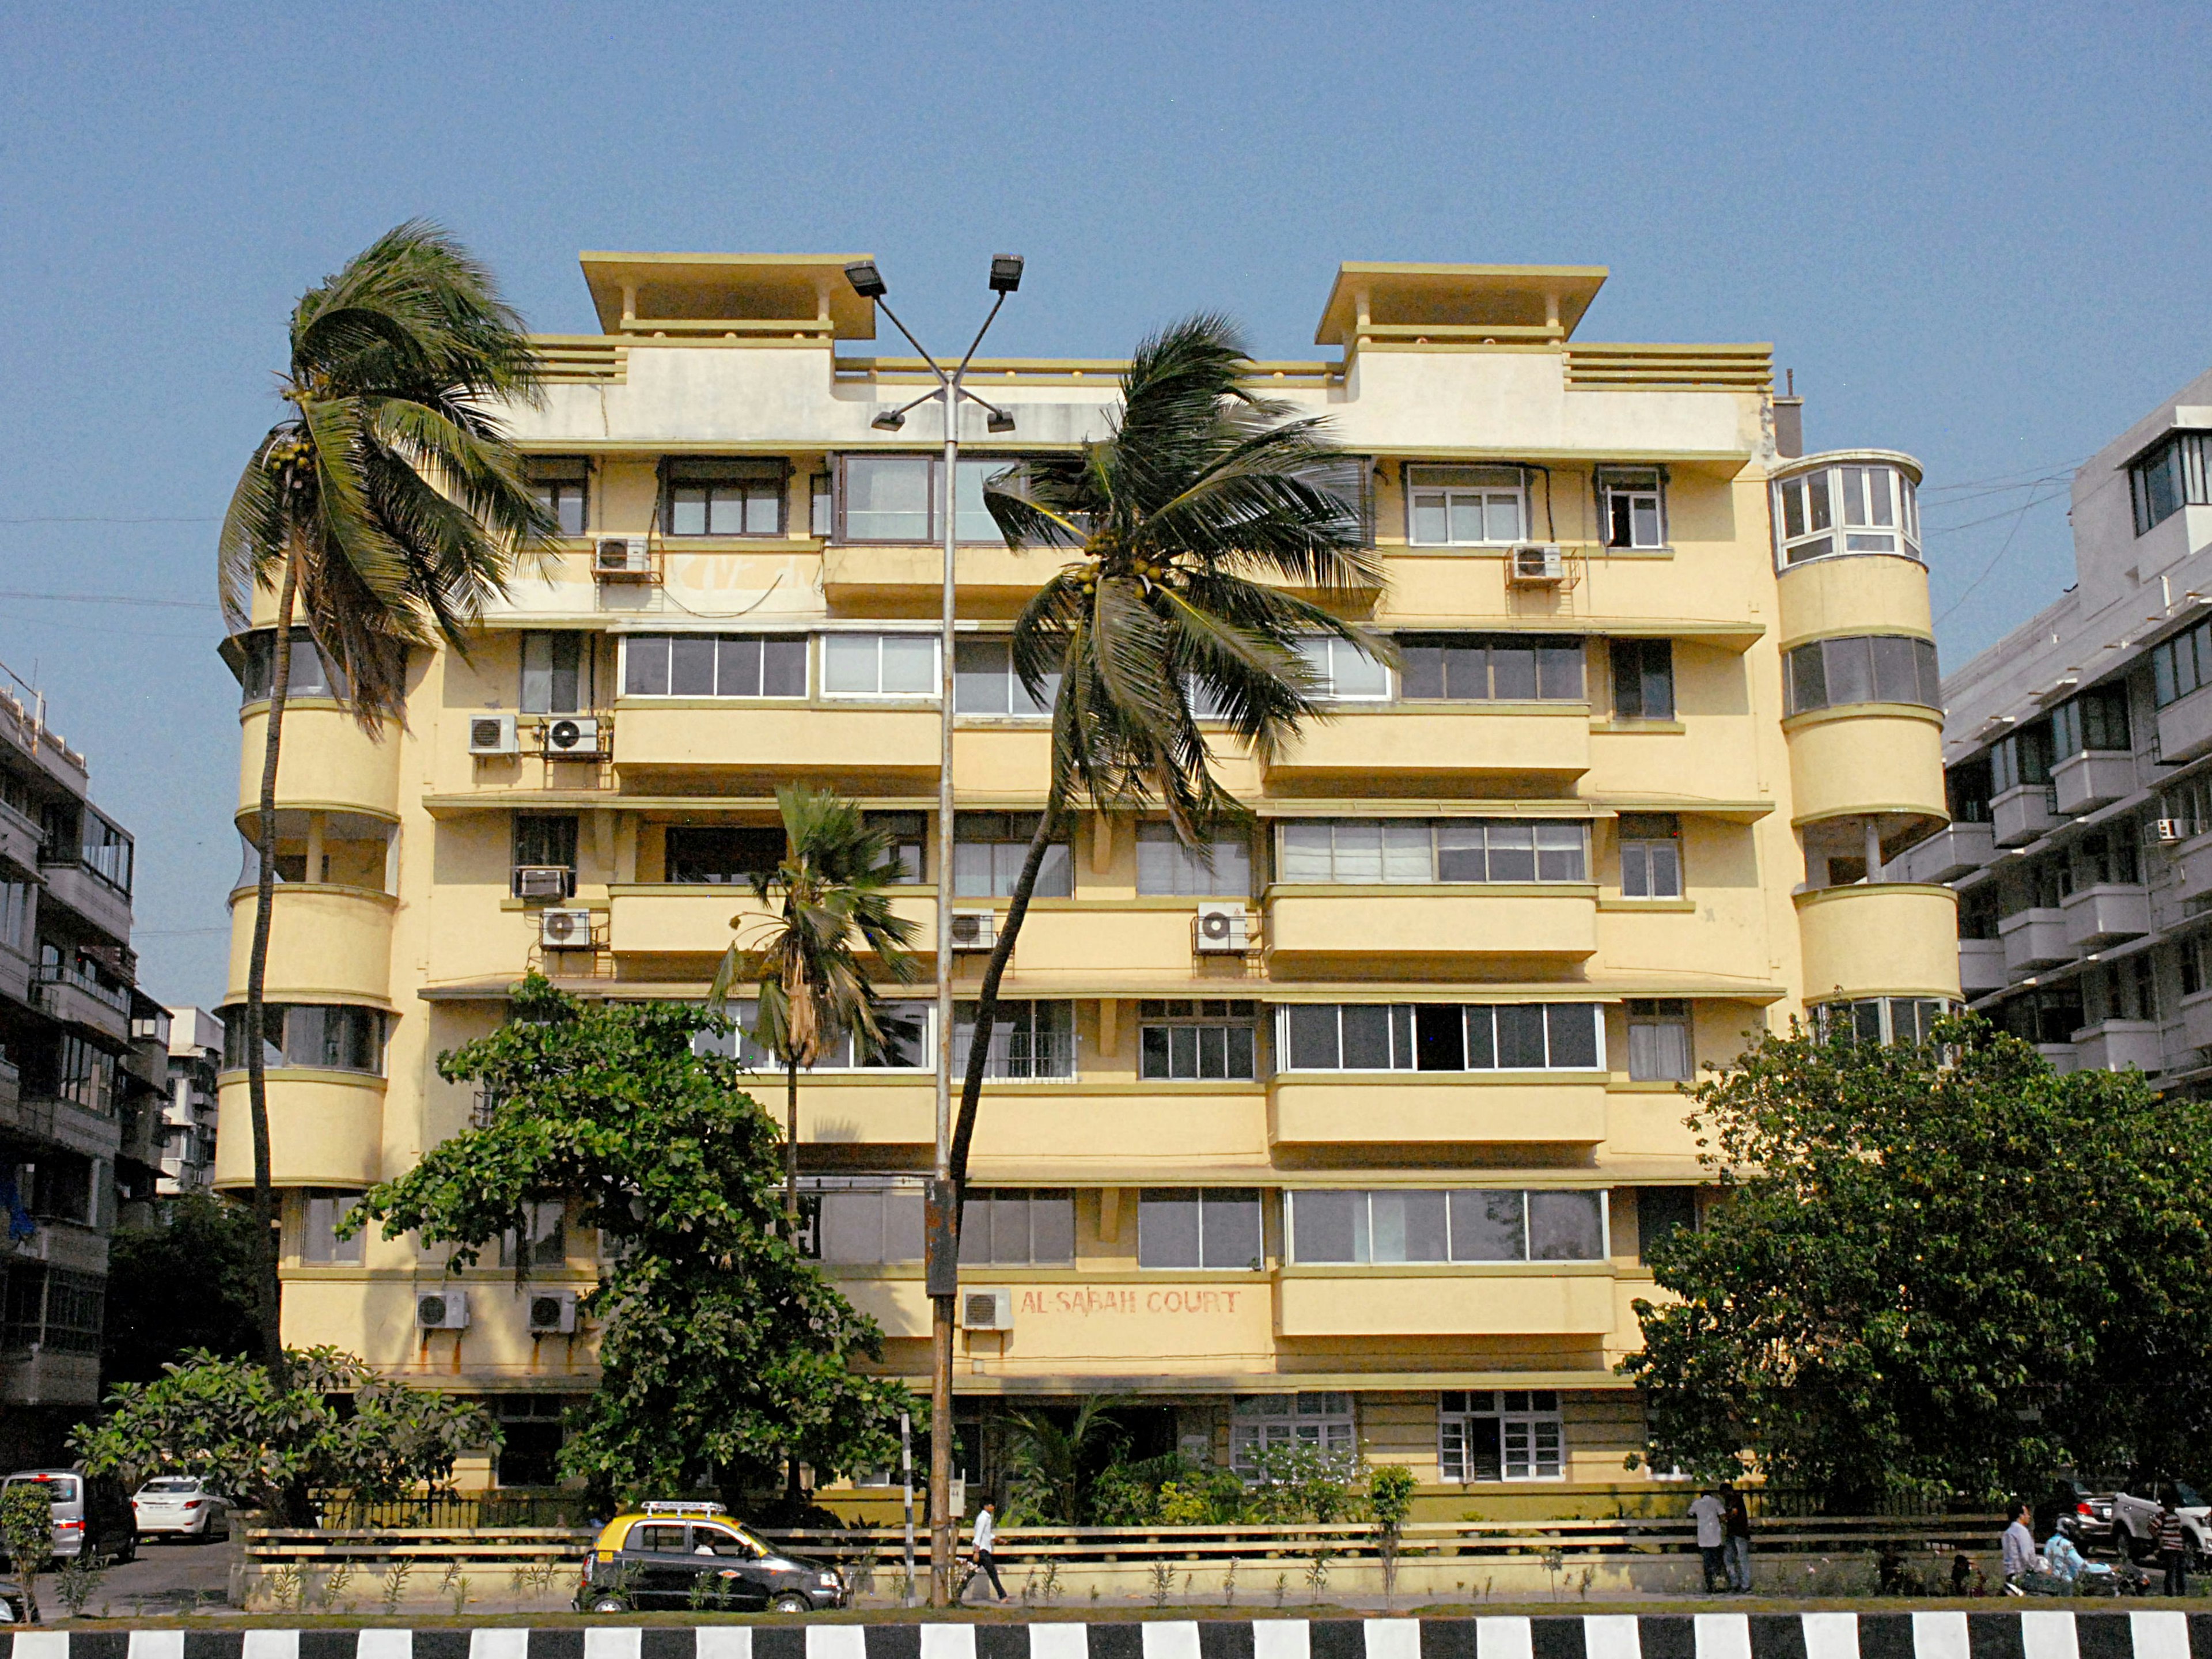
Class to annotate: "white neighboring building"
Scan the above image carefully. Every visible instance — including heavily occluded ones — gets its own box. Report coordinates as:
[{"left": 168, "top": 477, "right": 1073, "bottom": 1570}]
[
  {"left": 1906, "top": 365, "right": 2212, "bottom": 1079},
  {"left": 160, "top": 1006, "right": 220, "bottom": 1195}
]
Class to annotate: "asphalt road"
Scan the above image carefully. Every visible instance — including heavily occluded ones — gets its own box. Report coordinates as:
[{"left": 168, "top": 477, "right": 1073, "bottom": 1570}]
[{"left": 15, "top": 1534, "right": 240, "bottom": 1618}]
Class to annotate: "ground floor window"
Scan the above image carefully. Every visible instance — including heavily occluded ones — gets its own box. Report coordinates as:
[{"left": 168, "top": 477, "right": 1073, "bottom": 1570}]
[
  {"left": 1439, "top": 1388, "right": 1563, "bottom": 1481},
  {"left": 1231, "top": 1391, "right": 1354, "bottom": 1475},
  {"left": 493, "top": 1395, "right": 570, "bottom": 1487}
]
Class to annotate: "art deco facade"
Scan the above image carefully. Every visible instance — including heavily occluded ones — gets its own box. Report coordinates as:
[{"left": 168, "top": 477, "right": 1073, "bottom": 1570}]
[{"left": 219, "top": 255, "right": 1957, "bottom": 1498}]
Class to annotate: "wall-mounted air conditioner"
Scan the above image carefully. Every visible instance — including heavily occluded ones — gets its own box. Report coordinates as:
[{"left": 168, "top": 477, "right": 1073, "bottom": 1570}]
[
  {"left": 539, "top": 908, "right": 594, "bottom": 949},
  {"left": 960, "top": 1288, "right": 1013, "bottom": 1331},
  {"left": 527, "top": 1290, "right": 578, "bottom": 1335},
  {"left": 416, "top": 1289, "right": 469, "bottom": 1331},
  {"left": 949, "top": 910, "right": 997, "bottom": 951},
  {"left": 514, "top": 866, "right": 572, "bottom": 900},
  {"left": 468, "top": 714, "right": 518, "bottom": 756},
  {"left": 1195, "top": 903, "right": 1258, "bottom": 954},
  {"left": 594, "top": 537, "right": 653, "bottom": 578},
  {"left": 2156, "top": 819, "right": 2190, "bottom": 845},
  {"left": 542, "top": 716, "right": 603, "bottom": 757},
  {"left": 1509, "top": 544, "right": 1567, "bottom": 584}
]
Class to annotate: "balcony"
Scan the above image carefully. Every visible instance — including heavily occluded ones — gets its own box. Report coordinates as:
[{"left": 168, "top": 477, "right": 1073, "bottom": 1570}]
[
  {"left": 2157, "top": 686, "right": 2212, "bottom": 768},
  {"left": 2036, "top": 1044, "right": 2080, "bottom": 1074},
  {"left": 1991, "top": 784, "right": 2057, "bottom": 849},
  {"left": 1262, "top": 709, "right": 1590, "bottom": 785},
  {"left": 1794, "top": 882, "right": 1960, "bottom": 999},
  {"left": 820, "top": 542, "right": 1050, "bottom": 607},
  {"left": 1998, "top": 908, "right": 2075, "bottom": 974},
  {"left": 612, "top": 703, "right": 941, "bottom": 788},
  {"left": 1265, "top": 887, "right": 1598, "bottom": 965},
  {"left": 33, "top": 971, "right": 131, "bottom": 1046},
  {"left": 1276, "top": 1267, "right": 1616, "bottom": 1338},
  {"left": 1783, "top": 708, "right": 1946, "bottom": 831},
  {"left": 2052, "top": 751, "right": 2138, "bottom": 816},
  {"left": 37, "top": 861, "right": 131, "bottom": 943},
  {"left": 226, "top": 885, "right": 396, "bottom": 1005},
  {"left": 2174, "top": 830, "right": 2212, "bottom": 903},
  {"left": 792, "top": 1080, "right": 1268, "bottom": 1169},
  {"left": 2074, "top": 1020, "right": 2165, "bottom": 1074},
  {"left": 236, "top": 703, "right": 403, "bottom": 821},
  {"left": 2061, "top": 884, "right": 2150, "bottom": 950},
  {"left": 1270, "top": 1079, "right": 1606, "bottom": 1146},
  {"left": 1893, "top": 822, "right": 1995, "bottom": 884},
  {"left": 2183, "top": 990, "right": 2212, "bottom": 1056},
  {"left": 213, "top": 1071, "right": 386, "bottom": 1190},
  {"left": 0, "top": 801, "right": 40, "bottom": 877},
  {"left": 1959, "top": 938, "right": 2005, "bottom": 997}
]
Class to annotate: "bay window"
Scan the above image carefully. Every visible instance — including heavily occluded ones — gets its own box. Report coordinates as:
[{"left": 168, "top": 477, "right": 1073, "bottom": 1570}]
[
  {"left": 1783, "top": 634, "right": 1941, "bottom": 714},
  {"left": 1278, "top": 819, "right": 1588, "bottom": 884},
  {"left": 837, "top": 455, "right": 1014, "bottom": 543},
  {"left": 221, "top": 1003, "right": 385, "bottom": 1075},
  {"left": 1286, "top": 1189, "right": 1606, "bottom": 1264},
  {"left": 1773, "top": 460, "right": 1920, "bottom": 566},
  {"left": 2129, "top": 433, "right": 2211, "bottom": 536},
  {"left": 821, "top": 632, "right": 937, "bottom": 699},
  {"left": 622, "top": 634, "right": 808, "bottom": 698},
  {"left": 1397, "top": 633, "right": 1584, "bottom": 701},
  {"left": 1137, "top": 1188, "right": 1262, "bottom": 1269},
  {"left": 1279, "top": 1002, "right": 1604, "bottom": 1073}
]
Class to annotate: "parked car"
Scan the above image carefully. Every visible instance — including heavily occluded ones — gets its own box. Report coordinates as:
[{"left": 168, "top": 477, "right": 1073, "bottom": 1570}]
[
  {"left": 2039, "top": 1476, "right": 2113, "bottom": 1552},
  {"left": 0, "top": 1469, "right": 137, "bottom": 1565},
  {"left": 2108, "top": 1479, "right": 2210, "bottom": 1565},
  {"left": 131, "top": 1476, "right": 232, "bottom": 1542},
  {"left": 575, "top": 1502, "right": 847, "bottom": 1613}
]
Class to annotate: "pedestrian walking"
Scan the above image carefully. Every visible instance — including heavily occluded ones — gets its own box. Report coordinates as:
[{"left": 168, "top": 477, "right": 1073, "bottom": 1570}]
[
  {"left": 2155, "top": 1493, "right": 2190, "bottom": 1597},
  {"left": 2001, "top": 1501, "right": 2036, "bottom": 1589},
  {"left": 1723, "top": 1487, "right": 1753, "bottom": 1593},
  {"left": 1689, "top": 1486, "right": 1728, "bottom": 1594},
  {"left": 963, "top": 1499, "right": 1009, "bottom": 1603}
]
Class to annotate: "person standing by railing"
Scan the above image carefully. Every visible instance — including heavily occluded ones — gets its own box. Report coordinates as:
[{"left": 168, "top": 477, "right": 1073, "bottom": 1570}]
[
  {"left": 1722, "top": 1487, "right": 1752, "bottom": 1593},
  {"left": 1689, "top": 1486, "right": 1728, "bottom": 1593}
]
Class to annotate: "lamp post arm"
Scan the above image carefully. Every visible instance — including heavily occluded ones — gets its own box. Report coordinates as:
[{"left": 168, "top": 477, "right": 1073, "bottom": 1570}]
[
  {"left": 873, "top": 297, "right": 953, "bottom": 388},
  {"left": 949, "top": 290, "right": 1010, "bottom": 388}
]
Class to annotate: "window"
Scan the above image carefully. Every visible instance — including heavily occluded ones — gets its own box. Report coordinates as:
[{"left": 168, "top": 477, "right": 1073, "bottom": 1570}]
[
  {"left": 1406, "top": 465, "right": 1526, "bottom": 547},
  {"left": 2071, "top": 830, "right": 2139, "bottom": 890},
  {"left": 1626, "top": 999, "right": 1693, "bottom": 1081},
  {"left": 0, "top": 880, "right": 29, "bottom": 953},
  {"left": 221, "top": 1003, "right": 385, "bottom": 1075},
  {"left": 959, "top": 1190, "right": 1074, "bottom": 1266},
  {"left": 865, "top": 811, "right": 928, "bottom": 883},
  {"left": 1783, "top": 635, "right": 1942, "bottom": 714},
  {"left": 2183, "top": 935, "right": 2212, "bottom": 1001},
  {"left": 527, "top": 459, "right": 589, "bottom": 536},
  {"left": 810, "top": 473, "right": 832, "bottom": 537},
  {"left": 303, "top": 1191, "right": 365, "bottom": 1265},
  {"left": 493, "top": 1396, "right": 570, "bottom": 1488},
  {"left": 1599, "top": 467, "right": 1666, "bottom": 550},
  {"left": 1277, "top": 820, "right": 1588, "bottom": 884},
  {"left": 1233, "top": 1393, "right": 1354, "bottom": 1475},
  {"left": 1139, "top": 1000, "right": 1259, "bottom": 1081},
  {"left": 520, "top": 632, "right": 589, "bottom": 714},
  {"left": 512, "top": 815, "right": 578, "bottom": 898},
  {"left": 1609, "top": 639, "right": 1675, "bottom": 721},
  {"left": 1991, "top": 724, "right": 2054, "bottom": 792},
  {"left": 698, "top": 1003, "right": 930, "bottom": 1072},
  {"left": 663, "top": 459, "right": 787, "bottom": 537},
  {"left": 952, "top": 1001, "right": 1075, "bottom": 1080},
  {"left": 953, "top": 812, "right": 1071, "bottom": 897},
  {"left": 1440, "top": 1390, "right": 1562, "bottom": 1482},
  {"left": 664, "top": 825, "right": 783, "bottom": 884},
  {"left": 2052, "top": 684, "right": 2131, "bottom": 758},
  {"left": 1815, "top": 996, "right": 1955, "bottom": 1046},
  {"left": 1947, "top": 758, "right": 1993, "bottom": 825},
  {"left": 2152, "top": 619, "right": 2212, "bottom": 707},
  {"left": 1294, "top": 637, "right": 1391, "bottom": 700},
  {"left": 30, "top": 1153, "right": 94, "bottom": 1224},
  {"left": 955, "top": 638, "right": 1058, "bottom": 716},
  {"left": 1618, "top": 815, "right": 1682, "bottom": 899},
  {"left": 2000, "top": 986, "right": 2082, "bottom": 1048},
  {"left": 1286, "top": 1189, "right": 1605, "bottom": 1263},
  {"left": 620, "top": 634, "right": 807, "bottom": 698},
  {"left": 1137, "top": 825, "right": 1251, "bottom": 897},
  {"left": 44, "top": 1034, "right": 113, "bottom": 1115},
  {"left": 1397, "top": 634, "right": 1584, "bottom": 701},
  {"left": 837, "top": 455, "right": 1014, "bottom": 543},
  {"left": 1279, "top": 1003, "right": 1604, "bottom": 1073},
  {"left": 2095, "top": 955, "right": 2158, "bottom": 1025},
  {"left": 1138, "top": 1188, "right": 1263, "bottom": 1270},
  {"left": 0, "top": 1265, "right": 103, "bottom": 1355},
  {"left": 821, "top": 632, "right": 937, "bottom": 699},
  {"left": 502, "top": 1200, "right": 565, "bottom": 1269},
  {"left": 2129, "top": 433, "right": 2212, "bottom": 536},
  {"left": 800, "top": 1177, "right": 926, "bottom": 1264},
  {"left": 1773, "top": 463, "right": 1920, "bottom": 565},
  {"left": 1636, "top": 1188, "right": 1696, "bottom": 1264},
  {"left": 238, "top": 629, "right": 344, "bottom": 702}
]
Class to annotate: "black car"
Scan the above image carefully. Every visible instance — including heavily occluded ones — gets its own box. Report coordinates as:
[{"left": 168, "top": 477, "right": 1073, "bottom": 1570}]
[{"left": 577, "top": 1508, "right": 848, "bottom": 1613}]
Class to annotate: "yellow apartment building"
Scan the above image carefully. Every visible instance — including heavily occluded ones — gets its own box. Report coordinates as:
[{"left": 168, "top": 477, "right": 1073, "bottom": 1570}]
[{"left": 215, "top": 254, "right": 1959, "bottom": 1503}]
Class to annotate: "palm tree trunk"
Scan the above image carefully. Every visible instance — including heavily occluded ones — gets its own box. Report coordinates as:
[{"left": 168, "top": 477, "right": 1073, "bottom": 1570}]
[
  {"left": 948, "top": 805, "right": 1060, "bottom": 1203},
  {"left": 785, "top": 1053, "right": 800, "bottom": 1238},
  {"left": 244, "top": 555, "right": 299, "bottom": 1382}
]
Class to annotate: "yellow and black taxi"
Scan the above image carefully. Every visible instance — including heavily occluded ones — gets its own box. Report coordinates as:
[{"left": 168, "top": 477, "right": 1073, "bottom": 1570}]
[{"left": 575, "top": 1502, "right": 850, "bottom": 1613}]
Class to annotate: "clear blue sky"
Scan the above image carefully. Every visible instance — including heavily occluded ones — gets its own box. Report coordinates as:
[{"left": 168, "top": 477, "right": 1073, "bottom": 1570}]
[{"left": 4, "top": 1, "right": 2208, "bottom": 1008}]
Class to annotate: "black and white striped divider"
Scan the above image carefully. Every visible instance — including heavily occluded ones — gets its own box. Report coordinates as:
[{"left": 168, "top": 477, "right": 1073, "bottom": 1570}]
[{"left": 5, "top": 1615, "right": 2212, "bottom": 1659}]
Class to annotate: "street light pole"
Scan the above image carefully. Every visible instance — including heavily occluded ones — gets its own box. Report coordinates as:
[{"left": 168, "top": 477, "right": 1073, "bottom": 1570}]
[{"left": 843, "top": 256, "right": 1022, "bottom": 1608}]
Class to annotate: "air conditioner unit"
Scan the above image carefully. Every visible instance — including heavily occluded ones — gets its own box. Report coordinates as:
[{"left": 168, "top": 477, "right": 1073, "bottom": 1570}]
[
  {"left": 1510, "top": 544, "right": 1567, "bottom": 584},
  {"left": 514, "top": 865, "right": 571, "bottom": 900},
  {"left": 539, "top": 907, "right": 594, "bottom": 949},
  {"left": 1195, "top": 903, "right": 1257, "bottom": 954},
  {"left": 960, "top": 1288, "right": 1013, "bottom": 1331},
  {"left": 594, "top": 536, "right": 653, "bottom": 577},
  {"left": 416, "top": 1289, "right": 469, "bottom": 1331},
  {"left": 541, "top": 715, "right": 603, "bottom": 757},
  {"left": 2156, "top": 819, "right": 2190, "bottom": 844},
  {"left": 468, "top": 714, "right": 518, "bottom": 756},
  {"left": 527, "top": 1290, "right": 578, "bottom": 1335},
  {"left": 949, "top": 910, "right": 998, "bottom": 951}
]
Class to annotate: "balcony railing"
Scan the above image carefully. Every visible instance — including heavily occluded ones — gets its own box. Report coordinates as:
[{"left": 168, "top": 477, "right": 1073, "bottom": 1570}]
[{"left": 36, "top": 958, "right": 130, "bottom": 1013}]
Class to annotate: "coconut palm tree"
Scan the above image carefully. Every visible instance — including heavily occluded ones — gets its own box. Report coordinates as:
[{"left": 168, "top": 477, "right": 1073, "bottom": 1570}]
[
  {"left": 948, "top": 313, "right": 1384, "bottom": 1192},
  {"left": 217, "top": 221, "right": 558, "bottom": 1371},
  {"left": 708, "top": 784, "right": 921, "bottom": 1234}
]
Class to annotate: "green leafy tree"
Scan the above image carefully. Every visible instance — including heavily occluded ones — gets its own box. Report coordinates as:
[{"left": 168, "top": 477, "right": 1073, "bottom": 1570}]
[
  {"left": 103, "top": 1195, "right": 263, "bottom": 1385},
  {"left": 72, "top": 1347, "right": 495, "bottom": 1524},
  {"left": 218, "top": 221, "right": 557, "bottom": 1371},
  {"left": 1624, "top": 1016, "right": 2212, "bottom": 1507},
  {"left": 707, "top": 785, "right": 918, "bottom": 1234},
  {"left": 0, "top": 1482, "right": 52, "bottom": 1623},
  {"left": 350, "top": 975, "right": 915, "bottom": 1502}
]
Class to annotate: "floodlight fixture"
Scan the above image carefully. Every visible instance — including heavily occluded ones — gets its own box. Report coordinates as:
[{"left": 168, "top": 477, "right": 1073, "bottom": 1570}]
[
  {"left": 986, "top": 408, "right": 1016, "bottom": 434},
  {"left": 988, "top": 255, "right": 1025, "bottom": 294},
  {"left": 845, "top": 261, "right": 888, "bottom": 299},
  {"left": 871, "top": 409, "right": 907, "bottom": 431}
]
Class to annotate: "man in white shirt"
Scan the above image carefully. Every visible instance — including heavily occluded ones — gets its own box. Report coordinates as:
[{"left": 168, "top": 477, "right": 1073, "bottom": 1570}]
[
  {"left": 2001, "top": 1501, "right": 2037, "bottom": 1586},
  {"left": 1688, "top": 1487, "right": 1729, "bottom": 1593},
  {"left": 964, "top": 1501, "right": 1008, "bottom": 1602}
]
